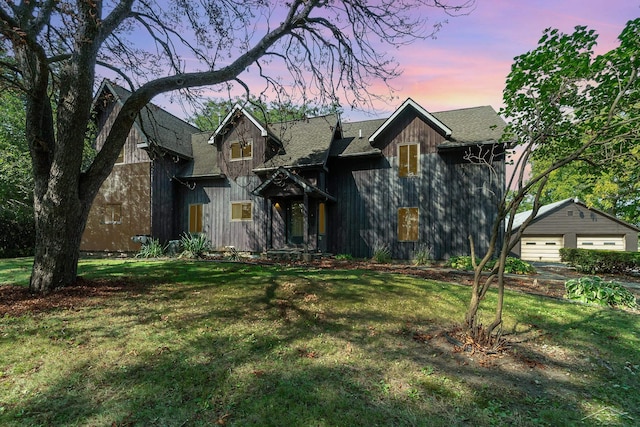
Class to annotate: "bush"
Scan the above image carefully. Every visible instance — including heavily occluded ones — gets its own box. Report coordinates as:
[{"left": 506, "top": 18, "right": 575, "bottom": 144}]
[
  {"left": 335, "top": 253, "right": 353, "bottom": 261},
  {"left": 136, "top": 238, "right": 165, "bottom": 258},
  {"left": 447, "top": 256, "right": 536, "bottom": 275},
  {"left": 179, "top": 233, "right": 211, "bottom": 259},
  {"left": 412, "top": 245, "right": 433, "bottom": 266},
  {"left": 560, "top": 248, "right": 640, "bottom": 274},
  {"left": 565, "top": 276, "right": 637, "bottom": 308},
  {"left": 372, "top": 244, "right": 391, "bottom": 264}
]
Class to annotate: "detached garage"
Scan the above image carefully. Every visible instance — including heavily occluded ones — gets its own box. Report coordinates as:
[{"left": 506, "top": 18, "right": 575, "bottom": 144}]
[{"left": 510, "top": 199, "right": 639, "bottom": 262}]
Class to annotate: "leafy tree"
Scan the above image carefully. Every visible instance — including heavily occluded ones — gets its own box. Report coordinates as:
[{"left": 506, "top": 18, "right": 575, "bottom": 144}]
[
  {"left": 0, "top": 0, "right": 472, "bottom": 293},
  {"left": 465, "top": 19, "right": 640, "bottom": 346},
  {"left": 0, "top": 87, "right": 34, "bottom": 257},
  {"left": 191, "top": 95, "right": 338, "bottom": 131}
]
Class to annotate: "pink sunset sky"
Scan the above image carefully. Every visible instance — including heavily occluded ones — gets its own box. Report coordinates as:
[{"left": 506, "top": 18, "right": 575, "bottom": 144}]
[{"left": 153, "top": 1, "right": 638, "bottom": 122}]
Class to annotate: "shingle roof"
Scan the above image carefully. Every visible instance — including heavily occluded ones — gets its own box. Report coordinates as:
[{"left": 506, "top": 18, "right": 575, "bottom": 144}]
[
  {"left": 434, "top": 105, "right": 506, "bottom": 146},
  {"left": 330, "top": 104, "right": 506, "bottom": 157},
  {"left": 103, "top": 81, "right": 200, "bottom": 158},
  {"left": 254, "top": 114, "right": 339, "bottom": 171},
  {"left": 177, "top": 131, "right": 222, "bottom": 179}
]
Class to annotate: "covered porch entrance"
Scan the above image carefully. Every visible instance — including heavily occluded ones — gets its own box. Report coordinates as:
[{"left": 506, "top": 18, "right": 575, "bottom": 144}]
[{"left": 252, "top": 167, "right": 334, "bottom": 255}]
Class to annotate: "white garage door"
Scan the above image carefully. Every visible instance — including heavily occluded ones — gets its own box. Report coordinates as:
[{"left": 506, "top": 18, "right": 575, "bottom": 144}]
[
  {"left": 577, "top": 236, "right": 625, "bottom": 251},
  {"left": 520, "top": 236, "right": 564, "bottom": 262}
]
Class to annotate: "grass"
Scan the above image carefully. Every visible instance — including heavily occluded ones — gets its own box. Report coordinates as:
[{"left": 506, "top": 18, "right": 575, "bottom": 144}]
[{"left": 0, "top": 258, "right": 639, "bottom": 426}]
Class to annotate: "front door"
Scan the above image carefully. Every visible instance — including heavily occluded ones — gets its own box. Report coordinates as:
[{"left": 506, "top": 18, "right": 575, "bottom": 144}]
[{"left": 287, "top": 201, "right": 304, "bottom": 246}]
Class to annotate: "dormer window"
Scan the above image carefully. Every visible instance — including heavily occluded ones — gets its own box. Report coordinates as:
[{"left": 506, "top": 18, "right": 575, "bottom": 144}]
[
  {"left": 398, "top": 143, "right": 419, "bottom": 177},
  {"left": 230, "top": 139, "right": 253, "bottom": 161}
]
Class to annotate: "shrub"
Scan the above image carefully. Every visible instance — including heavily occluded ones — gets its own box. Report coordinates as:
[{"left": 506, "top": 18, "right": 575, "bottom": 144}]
[
  {"left": 412, "top": 245, "right": 433, "bottom": 266},
  {"left": 372, "top": 244, "right": 391, "bottom": 264},
  {"left": 560, "top": 248, "right": 640, "bottom": 274},
  {"left": 335, "top": 253, "right": 353, "bottom": 261},
  {"left": 447, "top": 256, "right": 535, "bottom": 274},
  {"left": 565, "top": 276, "right": 637, "bottom": 309},
  {"left": 179, "top": 233, "right": 211, "bottom": 259},
  {"left": 136, "top": 238, "right": 165, "bottom": 258}
]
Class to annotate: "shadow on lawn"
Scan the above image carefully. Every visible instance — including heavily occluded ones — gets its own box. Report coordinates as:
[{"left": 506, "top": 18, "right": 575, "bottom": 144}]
[{"left": 2, "top": 262, "right": 639, "bottom": 425}]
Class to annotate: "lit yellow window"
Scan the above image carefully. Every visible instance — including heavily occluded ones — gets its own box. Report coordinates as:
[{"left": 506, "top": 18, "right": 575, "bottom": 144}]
[
  {"left": 189, "top": 204, "right": 203, "bottom": 233},
  {"left": 230, "top": 140, "right": 252, "bottom": 160},
  {"left": 103, "top": 204, "right": 122, "bottom": 225},
  {"left": 398, "top": 207, "right": 419, "bottom": 242},
  {"left": 318, "top": 203, "right": 326, "bottom": 235},
  {"left": 398, "top": 143, "right": 419, "bottom": 177},
  {"left": 231, "top": 202, "right": 252, "bottom": 221}
]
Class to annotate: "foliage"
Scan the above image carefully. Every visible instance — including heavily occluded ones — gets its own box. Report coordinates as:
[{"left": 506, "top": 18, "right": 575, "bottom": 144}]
[
  {"left": 1, "top": 259, "right": 639, "bottom": 425},
  {"left": 464, "top": 19, "right": 640, "bottom": 341},
  {"left": 448, "top": 256, "right": 535, "bottom": 275},
  {"left": 334, "top": 253, "right": 354, "bottom": 261},
  {"left": 179, "top": 233, "right": 211, "bottom": 259},
  {"left": 371, "top": 244, "right": 392, "bottom": 264},
  {"left": 135, "top": 239, "right": 165, "bottom": 258},
  {"left": 560, "top": 248, "right": 640, "bottom": 274},
  {"left": 412, "top": 245, "right": 433, "bottom": 266},
  {"left": 0, "top": 0, "right": 471, "bottom": 293},
  {"left": 565, "top": 276, "right": 637, "bottom": 308},
  {"left": 0, "top": 88, "right": 34, "bottom": 257}
]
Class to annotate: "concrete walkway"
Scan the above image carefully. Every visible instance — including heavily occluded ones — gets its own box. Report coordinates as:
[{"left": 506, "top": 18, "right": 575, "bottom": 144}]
[{"left": 531, "top": 262, "right": 640, "bottom": 291}]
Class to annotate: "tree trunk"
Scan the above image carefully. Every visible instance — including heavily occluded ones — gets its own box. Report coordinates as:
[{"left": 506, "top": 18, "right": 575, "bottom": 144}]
[{"left": 29, "top": 191, "right": 90, "bottom": 293}]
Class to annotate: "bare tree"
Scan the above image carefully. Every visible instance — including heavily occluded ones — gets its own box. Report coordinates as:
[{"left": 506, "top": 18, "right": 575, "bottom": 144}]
[
  {"left": 0, "top": 0, "right": 474, "bottom": 293},
  {"left": 463, "top": 21, "right": 640, "bottom": 347}
]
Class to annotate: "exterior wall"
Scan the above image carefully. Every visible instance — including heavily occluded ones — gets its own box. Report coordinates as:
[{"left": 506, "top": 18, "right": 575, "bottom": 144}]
[
  {"left": 326, "top": 150, "right": 503, "bottom": 260},
  {"left": 177, "top": 176, "right": 269, "bottom": 251},
  {"left": 81, "top": 162, "right": 151, "bottom": 252},
  {"left": 151, "top": 156, "right": 185, "bottom": 243},
  {"left": 216, "top": 116, "right": 270, "bottom": 179},
  {"left": 511, "top": 201, "right": 639, "bottom": 256}
]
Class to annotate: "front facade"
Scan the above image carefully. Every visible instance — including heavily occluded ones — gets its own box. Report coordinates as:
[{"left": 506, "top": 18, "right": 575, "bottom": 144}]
[
  {"left": 510, "top": 199, "right": 640, "bottom": 262},
  {"left": 84, "top": 85, "right": 506, "bottom": 260}
]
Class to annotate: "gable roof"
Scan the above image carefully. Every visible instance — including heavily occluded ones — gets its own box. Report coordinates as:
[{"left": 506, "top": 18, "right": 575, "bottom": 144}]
[
  {"left": 253, "top": 114, "right": 340, "bottom": 171},
  {"left": 252, "top": 166, "right": 336, "bottom": 201},
  {"left": 95, "top": 80, "right": 199, "bottom": 158},
  {"left": 176, "top": 131, "right": 223, "bottom": 179},
  {"left": 434, "top": 105, "right": 506, "bottom": 147},
  {"left": 511, "top": 198, "right": 640, "bottom": 232},
  {"left": 369, "top": 98, "right": 452, "bottom": 143}
]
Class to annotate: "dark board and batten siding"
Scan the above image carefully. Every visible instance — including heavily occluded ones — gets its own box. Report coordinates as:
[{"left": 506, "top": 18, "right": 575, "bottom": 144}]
[{"left": 178, "top": 176, "right": 268, "bottom": 252}]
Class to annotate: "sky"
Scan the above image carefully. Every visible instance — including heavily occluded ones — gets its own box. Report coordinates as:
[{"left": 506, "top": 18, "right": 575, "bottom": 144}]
[{"left": 155, "top": 0, "right": 639, "bottom": 123}]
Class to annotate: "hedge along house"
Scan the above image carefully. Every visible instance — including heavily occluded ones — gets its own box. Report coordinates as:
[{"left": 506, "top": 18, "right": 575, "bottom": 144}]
[
  {"left": 509, "top": 198, "right": 640, "bottom": 262},
  {"left": 175, "top": 98, "right": 507, "bottom": 260}
]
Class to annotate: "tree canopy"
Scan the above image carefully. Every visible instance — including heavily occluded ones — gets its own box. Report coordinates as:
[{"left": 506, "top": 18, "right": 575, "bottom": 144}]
[{"left": 464, "top": 18, "right": 640, "bottom": 345}]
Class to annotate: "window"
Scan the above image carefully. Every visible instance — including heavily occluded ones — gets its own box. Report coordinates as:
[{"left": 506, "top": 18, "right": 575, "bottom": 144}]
[
  {"left": 567, "top": 211, "right": 573, "bottom": 217},
  {"left": 318, "top": 203, "right": 326, "bottom": 235},
  {"left": 231, "top": 202, "right": 252, "bottom": 221},
  {"left": 103, "top": 204, "right": 122, "bottom": 225},
  {"left": 116, "top": 147, "right": 125, "bottom": 164},
  {"left": 398, "top": 207, "right": 419, "bottom": 242},
  {"left": 230, "top": 139, "right": 252, "bottom": 160},
  {"left": 398, "top": 143, "right": 419, "bottom": 177},
  {"left": 189, "top": 204, "right": 203, "bottom": 233}
]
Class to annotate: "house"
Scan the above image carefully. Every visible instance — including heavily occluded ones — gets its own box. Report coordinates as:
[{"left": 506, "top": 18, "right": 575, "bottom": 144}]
[
  {"left": 83, "top": 82, "right": 507, "bottom": 260},
  {"left": 509, "top": 198, "right": 640, "bottom": 262}
]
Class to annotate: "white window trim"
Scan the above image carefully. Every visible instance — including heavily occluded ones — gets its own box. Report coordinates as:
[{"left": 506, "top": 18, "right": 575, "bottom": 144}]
[{"left": 231, "top": 201, "right": 253, "bottom": 222}]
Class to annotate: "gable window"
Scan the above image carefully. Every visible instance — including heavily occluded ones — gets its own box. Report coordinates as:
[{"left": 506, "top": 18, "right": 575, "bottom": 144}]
[
  {"left": 103, "top": 204, "right": 122, "bottom": 225},
  {"left": 398, "top": 207, "right": 419, "bottom": 242},
  {"left": 189, "top": 204, "right": 203, "bottom": 233},
  {"left": 230, "top": 139, "right": 253, "bottom": 161},
  {"left": 116, "top": 147, "right": 125, "bottom": 164},
  {"left": 398, "top": 143, "right": 419, "bottom": 177},
  {"left": 231, "top": 201, "right": 252, "bottom": 221}
]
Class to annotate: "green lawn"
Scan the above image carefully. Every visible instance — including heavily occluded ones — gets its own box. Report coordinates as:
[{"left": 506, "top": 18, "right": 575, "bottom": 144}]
[{"left": 0, "top": 258, "right": 638, "bottom": 426}]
